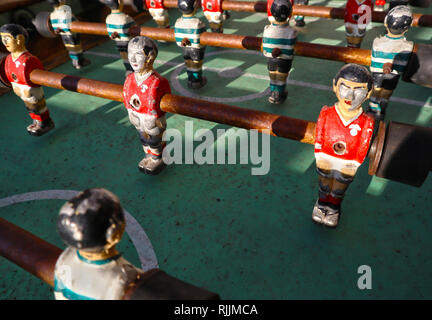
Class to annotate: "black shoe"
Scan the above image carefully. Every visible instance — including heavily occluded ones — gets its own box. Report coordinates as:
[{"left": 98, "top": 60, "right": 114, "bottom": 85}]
[
  {"left": 268, "top": 90, "right": 286, "bottom": 104},
  {"left": 295, "top": 19, "right": 306, "bottom": 27},
  {"left": 188, "top": 77, "right": 207, "bottom": 89},
  {"left": 27, "top": 119, "right": 55, "bottom": 137}
]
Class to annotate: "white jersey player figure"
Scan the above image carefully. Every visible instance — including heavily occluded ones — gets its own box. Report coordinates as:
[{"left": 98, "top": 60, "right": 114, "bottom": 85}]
[
  {"left": 368, "top": 5, "right": 413, "bottom": 120},
  {"left": 48, "top": 0, "right": 90, "bottom": 69},
  {"left": 100, "top": 0, "right": 138, "bottom": 75},
  {"left": 262, "top": 0, "right": 297, "bottom": 104},
  {"left": 174, "top": 0, "right": 207, "bottom": 89},
  {"left": 313, "top": 64, "right": 374, "bottom": 228},
  {"left": 54, "top": 188, "right": 142, "bottom": 300},
  {"left": 123, "top": 36, "right": 171, "bottom": 175}
]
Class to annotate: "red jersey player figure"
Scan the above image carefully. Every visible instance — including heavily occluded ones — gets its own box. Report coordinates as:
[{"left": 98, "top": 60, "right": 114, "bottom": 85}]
[
  {"left": 202, "top": 0, "right": 230, "bottom": 33},
  {"left": 313, "top": 64, "right": 374, "bottom": 228},
  {"left": 123, "top": 36, "right": 171, "bottom": 175},
  {"left": 145, "top": 0, "right": 170, "bottom": 29},
  {"left": 375, "top": 0, "right": 386, "bottom": 11},
  {"left": 344, "top": 0, "right": 373, "bottom": 48},
  {"left": 0, "top": 24, "right": 55, "bottom": 136}
]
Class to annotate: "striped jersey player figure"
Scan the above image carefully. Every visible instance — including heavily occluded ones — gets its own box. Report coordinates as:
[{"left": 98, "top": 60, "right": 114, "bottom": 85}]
[
  {"left": 202, "top": 0, "right": 230, "bottom": 33},
  {"left": 123, "top": 36, "right": 171, "bottom": 175},
  {"left": 48, "top": 0, "right": 90, "bottom": 69},
  {"left": 313, "top": 64, "right": 374, "bottom": 228},
  {"left": 145, "top": 0, "right": 170, "bottom": 29},
  {"left": 293, "top": 0, "right": 309, "bottom": 27},
  {"left": 368, "top": 5, "right": 413, "bottom": 120},
  {"left": 263, "top": 0, "right": 297, "bottom": 104},
  {"left": 344, "top": 0, "right": 372, "bottom": 48},
  {"left": 0, "top": 24, "right": 55, "bottom": 136},
  {"left": 100, "top": 0, "right": 138, "bottom": 75},
  {"left": 174, "top": 0, "right": 207, "bottom": 89},
  {"left": 54, "top": 188, "right": 142, "bottom": 300}
]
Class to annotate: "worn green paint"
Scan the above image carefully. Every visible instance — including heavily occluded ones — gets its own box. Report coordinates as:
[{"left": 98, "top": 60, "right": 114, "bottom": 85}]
[{"left": 0, "top": 1, "right": 431, "bottom": 300}]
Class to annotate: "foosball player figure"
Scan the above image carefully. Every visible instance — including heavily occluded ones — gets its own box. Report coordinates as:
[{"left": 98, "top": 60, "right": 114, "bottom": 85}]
[
  {"left": 293, "top": 0, "right": 309, "bottom": 27},
  {"left": 145, "top": 0, "right": 170, "bottom": 29},
  {"left": 263, "top": 0, "right": 297, "bottom": 104},
  {"left": 368, "top": 5, "right": 413, "bottom": 120},
  {"left": 344, "top": 0, "right": 372, "bottom": 48},
  {"left": 54, "top": 188, "right": 142, "bottom": 300},
  {"left": 48, "top": 0, "right": 90, "bottom": 69},
  {"left": 202, "top": 0, "right": 230, "bottom": 33},
  {"left": 174, "top": 0, "right": 207, "bottom": 89},
  {"left": 0, "top": 24, "right": 55, "bottom": 136},
  {"left": 313, "top": 64, "right": 374, "bottom": 228},
  {"left": 123, "top": 36, "right": 171, "bottom": 175},
  {"left": 374, "top": 0, "right": 386, "bottom": 11},
  {"left": 100, "top": 0, "right": 138, "bottom": 75}
]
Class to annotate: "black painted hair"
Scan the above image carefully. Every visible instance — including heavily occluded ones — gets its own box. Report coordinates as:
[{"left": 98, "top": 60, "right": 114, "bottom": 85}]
[
  {"left": 57, "top": 188, "right": 125, "bottom": 251},
  {"left": 0, "top": 24, "right": 29, "bottom": 43},
  {"left": 99, "top": 0, "right": 120, "bottom": 10},
  {"left": 271, "top": 0, "right": 292, "bottom": 22},
  {"left": 178, "top": 0, "right": 196, "bottom": 14},
  {"left": 133, "top": 0, "right": 144, "bottom": 12},
  {"left": 129, "top": 36, "right": 159, "bottom": 58},
  {"left": 384, "top": 5, "right": 413, "bottom": 35},
  {"left": 333, "top": 64, "right": 373, "bottom": 91},
  {"left": 47, "top": 0, "right": 63, "bottom": 5}
]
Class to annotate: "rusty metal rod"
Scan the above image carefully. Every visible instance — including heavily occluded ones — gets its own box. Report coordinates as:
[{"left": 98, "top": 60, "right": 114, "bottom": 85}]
[
  {"left": 69, "top": 21, "right": 371, "bottom": 65},
  {"left": 30, "top": 69, "right": 316, "bottom": 144},
  {"left": 163, "top": 0, "right": 432, "bottom": 28},
  {"left": 0, "top": 217, "right": 62, "bottom": 287}
]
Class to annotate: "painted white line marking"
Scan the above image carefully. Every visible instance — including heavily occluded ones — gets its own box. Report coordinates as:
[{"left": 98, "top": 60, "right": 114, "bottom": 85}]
[
  {"left": 86, "top": 49, "right": 430, "bottom": 108},
  {"left": 0, "top": 190, "right": 158, "bottom": 271}
]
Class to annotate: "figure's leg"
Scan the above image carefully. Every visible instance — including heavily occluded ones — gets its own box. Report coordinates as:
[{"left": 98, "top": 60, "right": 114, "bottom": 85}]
[
  {"left": 368, "top": 73, "right": 399, "bottom": 121},
  {"left": 138, "top": 116, "right": 167, "bottom": 175},
  {"left": 116, "top": 40, "right": 133, "bottom": 75},
  {"left": 294, "top": 0, "right": 309, "bottom": 27},
  {"left": 19, "top": 87, "right": 55, "bottom": 136},
  {"left": 205, "top": 12, "right": 224, "bottom": 33},
  {"left": 61, "top": 33, "right": 90, "bottom": 69},
  {"left": 184, "top": 47, "right": 207, "bottom": 89},
  {"left": 345, "top": 23, "right": 365, "bottom": 48},
  {"left": 267, "top": 58, "right": 291, "bottom": 104}
]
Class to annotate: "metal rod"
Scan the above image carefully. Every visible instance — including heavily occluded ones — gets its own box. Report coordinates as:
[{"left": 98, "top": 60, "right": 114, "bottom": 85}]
[
  {"left": 30, "top": 69, "right": 316, "bottom": 144},
  {"left": 69, "top": 21, "right": 371, "bottom": 65},
  {"left": 163, "top": 0, "right": 432, "bottom": 28},
  {"left": 0, "top": 217, "right": 62, "bottom": 287}
]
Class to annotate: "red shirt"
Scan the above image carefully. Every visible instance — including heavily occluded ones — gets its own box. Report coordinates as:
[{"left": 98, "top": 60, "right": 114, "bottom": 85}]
[
  {"left": 344, "top": 0, "right": 373, "bottom": 24},
  {"left": 145, "top": 0, "right": 165, "bottom": 9},
  {"left": 123, "top": 71, "right": 171, "bottom": 118},
  {"left": 5, "top": 52, "right": 43, "bottom": 87},
  {"left": 314, "top": 105, "right": 374, "bottom": 164},
  {"left": 202, "top": 0, "right": 222, "bottom": 13}
]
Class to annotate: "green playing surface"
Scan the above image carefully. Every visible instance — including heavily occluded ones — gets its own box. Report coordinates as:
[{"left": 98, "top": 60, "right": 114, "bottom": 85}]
[{"left": 0, "top": 0, "right": 431, "bottom": 300}]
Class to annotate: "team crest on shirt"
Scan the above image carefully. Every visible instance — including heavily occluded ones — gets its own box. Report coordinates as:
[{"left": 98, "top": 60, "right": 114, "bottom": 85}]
[
  {"left": 129, "top": 93, "right": 141, "bottom": 110},
  {"left": 141, "top": 84, "right": 148, "bottom": 93},
  {"left": 15, "top": 61, "right": 21, "bottom": 68},
  {"left": 349, "top": 124, "right": 361, "bottom": 136}
]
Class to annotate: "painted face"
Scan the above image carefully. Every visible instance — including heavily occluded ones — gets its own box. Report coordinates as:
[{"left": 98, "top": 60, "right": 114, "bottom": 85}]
[
  {"left": 128, "top": 47, "right": 148, "bottom": 73},
  {"left": 1, "top": 33, "right": 19, "bottom": 53},
  {"left": 335, "top": 78, "right": 369, "bottom": 111}
]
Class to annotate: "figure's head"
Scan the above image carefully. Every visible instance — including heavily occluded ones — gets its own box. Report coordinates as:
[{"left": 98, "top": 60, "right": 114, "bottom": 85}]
[
  {"left": 178, "top": 0, "right": 197, "bottom": 15},
  {"left": 270, "top": 0, "right": 292, "bottom": 23},
  {"left": 0, "top": 24, "right": 28, "bottom": 53},
  {"left": 57, "top": 188, "right": 126, "bottom": 253},
  {"left": 99, "top": 0, "right": 123, "bottom": 11},
  {"left": 384, "top": 5, "right": 413, "bottom": 36},
  {"left": 333, "top": 64, "right": 372, "bottom": 112},
  {"left": 47, "top": 0, "right": 66, "bottom": 6},
  {"left": 128, "top": 36, "right": 158, "bottom": 73}
]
